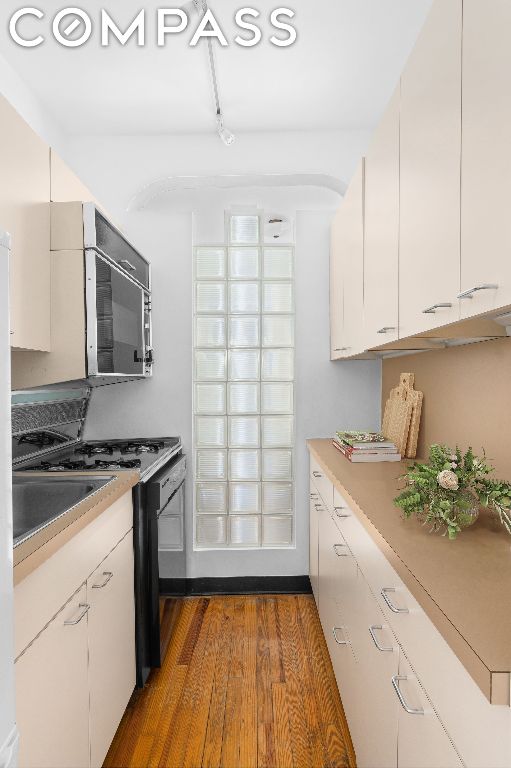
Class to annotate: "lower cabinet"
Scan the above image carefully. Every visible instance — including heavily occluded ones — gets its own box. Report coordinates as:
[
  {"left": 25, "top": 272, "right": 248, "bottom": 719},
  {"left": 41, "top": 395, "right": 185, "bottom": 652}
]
[
  {"left": 309, "top": 492, "right": 320, "bottom": 602},
  {"left": 15, "top": 529, "right": 135, "bottom": 768},
  {"left": 15, "top": 585, "right": 90, "bottom": 768}
]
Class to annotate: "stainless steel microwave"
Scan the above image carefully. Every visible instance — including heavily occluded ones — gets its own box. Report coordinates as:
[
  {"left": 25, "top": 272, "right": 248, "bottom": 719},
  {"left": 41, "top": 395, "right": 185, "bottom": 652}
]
[{"left": 83, "top": 206, "right": 153, "bottom": 379}]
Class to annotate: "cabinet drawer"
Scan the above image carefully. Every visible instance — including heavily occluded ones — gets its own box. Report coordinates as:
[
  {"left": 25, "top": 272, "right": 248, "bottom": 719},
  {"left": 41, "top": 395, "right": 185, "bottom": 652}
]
[
  {"left": 310, "top": 456, "right": 334, "bottom": 512},
  {"left": 15, "top": 490, "right": 133, "bottom": 657},
  {"left": 319, "top": 590, "right": 359, "bottom": 723}
]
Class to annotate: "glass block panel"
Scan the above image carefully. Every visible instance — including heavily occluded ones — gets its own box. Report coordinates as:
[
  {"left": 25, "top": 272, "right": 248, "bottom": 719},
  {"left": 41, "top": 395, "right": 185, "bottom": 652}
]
[
  {"left": 196, "top": 283, "right": 226, "bottom": 313},
  {"left": 229, "top": 483, "right": 261, "bottom": 514},
  {"left": 261, "top": 349, "right": 294, "bottom": 381},
  {"left": 262, "top": 515, "right": 293, "bottom": 546},
  {"left": 195, "top": 316, "right": 226, "bottom": 348},
  {"left": 228, "top": 350, "right": 260, "bottom": 381},
  {"left": 195, "top": 350, "right": 227, "bottom": 381},
  {"left": 263, "top": 248, "right": 293, "bottom": 279},
  {"left": 196, "top": 515, "right": 227, "bottom": 546},
  {"left": 229, "top": 316, "right": 260, "bottom": 348},
  {"left": 229, "top": 248, "right": 260, "bottom": 279},
  {"left": 262, "top": 483, "right": 293, "bottom": 514},
  {"left": 262, "top": 416, "right": 294, "bottom": 448},
  {"left": 195, "top": 384, "right": 226, "bottom": 415},
  {"left": 196, "top": 483, "right": 227, "bottom": 513},
  {"left": 262, "top": 450, "right": 293, "bottom": 481},
  {"left": 262, "top": 283, "right": 294, "bottom": 314},
  {"left": 229, "top": 416, "right": 260, "bottom": 448},
  {"left": 262, "top": 316, "right": 294, "bottom": 347},
  {"left": 229, "top": 515, "right": 260, "bottom": 546},
  {"left": 229, "top": 282, "right": 260, "bottom": 314},
  {"left": 230, "top": 215, "right": 260, "bottom": 245},
  {"left": 229, "top": 450, "right": 261, "bottom": 481},
  {"left": 195, "top": 247, "right": 226, "bottom": 279},
  {"left": 195, "top": 416, "right": 226, "bottom": 447},
  {"left": 228, "top": 383, "right": 260, "bottom": 415},
  {"left": 261, "top": 383, "right": 293, "bottom": 415},
  {"left": 196, "top": 450, "right": 227, "bottom": 481}
]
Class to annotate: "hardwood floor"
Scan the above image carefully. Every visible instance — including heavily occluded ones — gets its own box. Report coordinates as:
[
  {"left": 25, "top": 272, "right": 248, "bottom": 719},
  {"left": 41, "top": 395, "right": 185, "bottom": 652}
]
[{"left": 103, "top": 595, "right": 356, "bottom": 768}]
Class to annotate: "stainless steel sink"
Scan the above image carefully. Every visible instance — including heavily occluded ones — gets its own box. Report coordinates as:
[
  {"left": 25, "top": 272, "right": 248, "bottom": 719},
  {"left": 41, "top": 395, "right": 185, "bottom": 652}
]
[{"left": 12, "top": 475, "right": 114, "bottom": 547}]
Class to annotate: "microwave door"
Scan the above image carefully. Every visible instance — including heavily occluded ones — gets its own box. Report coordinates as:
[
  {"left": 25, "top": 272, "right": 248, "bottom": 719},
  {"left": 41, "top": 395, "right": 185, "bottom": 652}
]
[{"left": 94, "top": 254, "right": 145, "bottom": 376}]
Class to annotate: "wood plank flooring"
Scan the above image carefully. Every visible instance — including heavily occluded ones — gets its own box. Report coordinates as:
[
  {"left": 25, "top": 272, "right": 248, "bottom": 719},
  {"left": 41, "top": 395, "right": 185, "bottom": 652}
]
[{"left": 104, "top": 595, "right": 356, "bottom": 768}]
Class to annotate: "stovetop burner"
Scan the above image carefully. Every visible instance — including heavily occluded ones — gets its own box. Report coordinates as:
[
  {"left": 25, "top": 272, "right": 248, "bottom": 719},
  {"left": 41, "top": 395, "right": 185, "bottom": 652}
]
[
  {"left": 18, "top": 432, "right": 68, "bottom": 449},
  {"left": 94, "top": 458, "right": 142, "bottom": 469},
  {"left": 76, "top": 444, "right": 114, "bottom": 457},
  {"left": 120, "top": 441, "right": 165, "bottom": 455}
]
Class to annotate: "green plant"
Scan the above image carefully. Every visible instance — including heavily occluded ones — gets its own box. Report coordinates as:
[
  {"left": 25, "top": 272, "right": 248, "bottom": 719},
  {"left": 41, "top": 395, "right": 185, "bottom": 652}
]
[{"left": 394, "top": 444, "right": 511, "bottom": 540}]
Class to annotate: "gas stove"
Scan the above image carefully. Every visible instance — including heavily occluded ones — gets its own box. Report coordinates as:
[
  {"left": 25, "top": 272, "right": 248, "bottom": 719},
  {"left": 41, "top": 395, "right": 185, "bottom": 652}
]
[{"left": 15, "top": 437, "right": 181, "bottom": 482}]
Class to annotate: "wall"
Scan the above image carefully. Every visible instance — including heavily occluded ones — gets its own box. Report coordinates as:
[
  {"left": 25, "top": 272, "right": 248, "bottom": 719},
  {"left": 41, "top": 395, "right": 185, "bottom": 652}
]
[{"left": 382, "top": 338, "right": 511, "bottom": 477}]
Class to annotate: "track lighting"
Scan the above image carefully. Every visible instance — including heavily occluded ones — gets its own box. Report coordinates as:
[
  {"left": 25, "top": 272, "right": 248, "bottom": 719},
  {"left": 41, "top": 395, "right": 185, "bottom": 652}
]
[{"left": 216, "top": 112, "right": 235, "bottom": 146}]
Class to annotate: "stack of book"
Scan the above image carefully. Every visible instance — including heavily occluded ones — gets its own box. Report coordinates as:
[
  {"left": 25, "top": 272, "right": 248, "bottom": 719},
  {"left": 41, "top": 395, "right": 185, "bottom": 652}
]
[{"left": 333, "top": 431, "right": 401, "bottom": 463}]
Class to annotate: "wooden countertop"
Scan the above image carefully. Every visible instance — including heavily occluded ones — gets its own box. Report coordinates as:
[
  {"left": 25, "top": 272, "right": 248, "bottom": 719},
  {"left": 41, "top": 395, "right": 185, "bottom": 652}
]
[
  {"left": 13, "top": 470, "right": 139, "bottom": 585},
  {"left": 308, "top": 439, "right": 511, "bottom": 705}
]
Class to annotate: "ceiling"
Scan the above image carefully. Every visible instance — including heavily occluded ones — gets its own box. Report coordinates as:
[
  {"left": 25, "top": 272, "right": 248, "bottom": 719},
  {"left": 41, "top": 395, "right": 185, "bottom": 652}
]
[{"left": 0, "top": 0, "right": 433, "bottom": 136}]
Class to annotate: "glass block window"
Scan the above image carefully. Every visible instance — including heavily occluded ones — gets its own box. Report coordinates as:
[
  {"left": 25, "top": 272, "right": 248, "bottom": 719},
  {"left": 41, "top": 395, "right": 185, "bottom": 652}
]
[{"left": 193, "top": 216, "right": 295, "bottom": 549}]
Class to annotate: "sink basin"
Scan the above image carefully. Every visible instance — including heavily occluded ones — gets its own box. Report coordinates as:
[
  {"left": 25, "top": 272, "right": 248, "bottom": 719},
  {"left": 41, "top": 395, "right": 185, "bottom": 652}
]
[{"left": 12, "top": 475, "right": 114, "bottom": 546}]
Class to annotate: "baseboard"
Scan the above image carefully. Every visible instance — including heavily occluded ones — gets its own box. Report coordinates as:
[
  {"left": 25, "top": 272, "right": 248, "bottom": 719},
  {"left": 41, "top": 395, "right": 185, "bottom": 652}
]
[{"left": 159, "top": 575, "right": 312, "bottom": 596}]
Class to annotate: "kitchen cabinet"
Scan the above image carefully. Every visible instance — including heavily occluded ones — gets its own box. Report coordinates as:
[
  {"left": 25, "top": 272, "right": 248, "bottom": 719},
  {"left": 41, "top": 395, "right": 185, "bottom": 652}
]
[
  {"left": 399, "top": 0, "right": 462, "bottom": 338},
  {"left": 364, "top": 87, "right": 400, "bottom": 349},
  {"left": 309, "top": 493, "right": 320, "bottom": 602},
  {"left": 460, "top": 0, "right": 511, "bottom": 317},
  {"left": 330, "top": 207, "right": 344, "bottom": 359},
  {"left": 330, "top": 161, "right": 365, "bottom": 359},
  {"left": 0, "top": 94, "right": 51, "bottom": 352},
  {"left": 15, "top": 585, "right": 90, "bottom": 768},
  {"left": 88, "top": 533, "right": 136, "bottom": 768}
]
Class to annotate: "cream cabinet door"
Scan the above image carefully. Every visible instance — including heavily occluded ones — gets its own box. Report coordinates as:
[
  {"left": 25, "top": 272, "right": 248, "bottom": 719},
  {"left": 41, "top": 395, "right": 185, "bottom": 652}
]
[
  {"left": 330, "top": 206, "right": 345, "bottom": 359},
  {"left": 364, "top": 87, "right": 400, "bottom": 349},
  {"left": 399, "top": 0, "right": 462, "bottom": 337},
  {"left": 0, "top": 94, "right": 51, "bottom": 352},
  {"left": 87, "top": 532, "right": 136, "bottom": 768},
  {"left": 309, "top": 492, "right": 320, "bottom": 604},
  {"left": 394, "top": 656, "right": 462, "bottom": 768},
  {"left": 15, "top": 584, "right": 90, "bottom": 768},
  {"left": 460, "top": 1, "right": 511, "bottom": 317}
]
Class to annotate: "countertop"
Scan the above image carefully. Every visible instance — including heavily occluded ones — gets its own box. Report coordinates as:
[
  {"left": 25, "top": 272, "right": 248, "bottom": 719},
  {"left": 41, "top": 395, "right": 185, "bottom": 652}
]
[
  {"left": 13, "top": 470, "right": 139, "bottom": 585},
  {"left": 308, "top": 438, "right": 511, "bottom": 704}
]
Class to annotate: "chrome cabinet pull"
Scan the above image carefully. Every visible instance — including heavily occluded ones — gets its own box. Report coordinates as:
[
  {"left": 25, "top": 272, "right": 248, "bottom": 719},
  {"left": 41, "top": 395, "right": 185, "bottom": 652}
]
[
  {"left": 377, "top": 327, "right": 396, "bottom": 334},
  {"left": 312, "top": 471, "right": 322, "bottom": 478},
  {"left": 119, "top": 259, "right": 137, "bottom": 272},
  {"left": 64, "top": 603, "right": 90, "bottom": 626},
  {"left": 457, "top": 283, "right": 498, "bottom": 299},
  {"left": 391, "top": 676, "right": 424, "bottom": 715},
  {"left": 332, "top": 627, "right": 348, "bottom": 646},
  {"left": 333, "top": 544, "right": 349, "bottom": 557},
  {"left": 369, "top": 625, "right": 394, "bottom": 652},
  {"left": 334, "top": 507, "right": 350, "bottom": 519},
  {"left": 422, "top": 302, "right": 452, "bottom": 314},
  {"left": 92, "top": 571, "right": 113, "bottom": 589},
  {"left": 381, "top": 587, "right": 409, "bottom": 614},
  {"left": 315, "top": 504, "right": 323, "bottom": 510}
]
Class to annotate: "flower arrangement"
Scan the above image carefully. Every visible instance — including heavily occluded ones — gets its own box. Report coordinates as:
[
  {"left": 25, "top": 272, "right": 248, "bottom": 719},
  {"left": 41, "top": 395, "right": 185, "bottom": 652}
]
[{"left": 394, "top": 444, "right": 511, "bottom": 540}]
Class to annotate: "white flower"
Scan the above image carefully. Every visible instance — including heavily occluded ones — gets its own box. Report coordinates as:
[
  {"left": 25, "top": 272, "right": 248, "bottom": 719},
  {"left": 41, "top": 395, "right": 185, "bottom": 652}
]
[
  {"left": 450, "top": 455, "right": 457, "bottom": 462},
  {"left": 437, "top": 470, "right": 459, "bottom": 491},
  {"left": 451, "top": 462, "right": 458, "bottom": 469}
]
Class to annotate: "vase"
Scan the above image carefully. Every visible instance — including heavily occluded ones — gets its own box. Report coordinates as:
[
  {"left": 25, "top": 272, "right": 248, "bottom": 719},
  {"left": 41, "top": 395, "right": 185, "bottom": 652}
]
[{"left": 455, "top": 496, "right": 480, "bottom": 530}]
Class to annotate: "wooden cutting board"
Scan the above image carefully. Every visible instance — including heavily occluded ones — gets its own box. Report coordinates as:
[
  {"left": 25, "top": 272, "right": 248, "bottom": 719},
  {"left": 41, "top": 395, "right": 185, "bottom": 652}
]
[{"left": 383, "top": 373, "right": 423, "bottom": 458}]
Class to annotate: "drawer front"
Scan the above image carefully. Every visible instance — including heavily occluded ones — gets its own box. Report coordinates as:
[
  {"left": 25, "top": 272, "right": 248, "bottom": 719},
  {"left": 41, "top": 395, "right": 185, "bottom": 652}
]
[
  {"left": 15, "top": 490, "right": 133, "bottom": 658},
  {"left": 319, "top": 589, "right": 359, "bottom": 723},
  {"left": 310, "top": 456, "right": 334, "bottom": 512}
]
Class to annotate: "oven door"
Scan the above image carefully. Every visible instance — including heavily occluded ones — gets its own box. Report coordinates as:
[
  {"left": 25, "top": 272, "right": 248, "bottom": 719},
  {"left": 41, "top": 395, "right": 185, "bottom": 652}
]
[{"left": 86, "top": 250, "right": 147, "bottom": 377}]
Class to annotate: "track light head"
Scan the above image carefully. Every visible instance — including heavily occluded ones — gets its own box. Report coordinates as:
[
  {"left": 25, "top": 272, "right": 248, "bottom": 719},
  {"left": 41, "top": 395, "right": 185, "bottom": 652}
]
[{"left": 216, "top": 112, "right": 235, "bottom": 146}]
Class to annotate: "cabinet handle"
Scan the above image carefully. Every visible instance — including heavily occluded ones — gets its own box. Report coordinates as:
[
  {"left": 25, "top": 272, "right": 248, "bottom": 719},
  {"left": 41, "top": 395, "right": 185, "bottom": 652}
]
[
  {"left": 119, "top": 259, "right": 137, "bottom": 272},
  {"left": 391, "top": 676, "right": 424, "bottom": 715},
  {"left": 369, "top": 625, "right": 394, "bottom": 652},
  {"left": 92, "top": 571, "right": 113, "bottom": 589},
  {"left": 64, "top": 603, "right": 90, "bottom": 626},
  {"left": 315, "top": 504, "right": 323, "bottom": 510},
  {"left": 333, "top": 544, "right": 349, "bottom": 557},
  {"left": 334, "top": 347, "right": 350, "bottom": 352},
  {"left": 332, "top": 627, "right": 348, "bottom": 646},
  {"left": 422, "top": 302, "right": 452, "bottom": 314},
  {"left": 334, "top": 507, "right": 350, "bottom": 519},
  {"left": 377, "top": 327, "right": 396, "bottom": 334},
  {"left": 457, "top": 284, "right": 498, "bottom": 300},
  {"left": 312, "top": 471, "right": 322, "bottom": 478},
  {"left": 381, "top": 587, "right": 409, "bottom": 614}
]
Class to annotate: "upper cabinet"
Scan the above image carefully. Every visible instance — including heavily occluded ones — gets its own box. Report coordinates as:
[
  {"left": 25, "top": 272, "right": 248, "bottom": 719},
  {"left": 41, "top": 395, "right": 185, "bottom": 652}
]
[
  {"left": 364, "top": 87, "right": 400, "bottom": 350},
  {"left": 0, "top": 95, "right": 51, "bottom": 352},
  {"left": 330, "top": 160, "right": 365, "bottom": 360},
  {"left": 399, "top": 0, "right": 462, "bottom": 338},
  {"left": 460, "top": 0, "right": 511, "bottom": 317}
]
